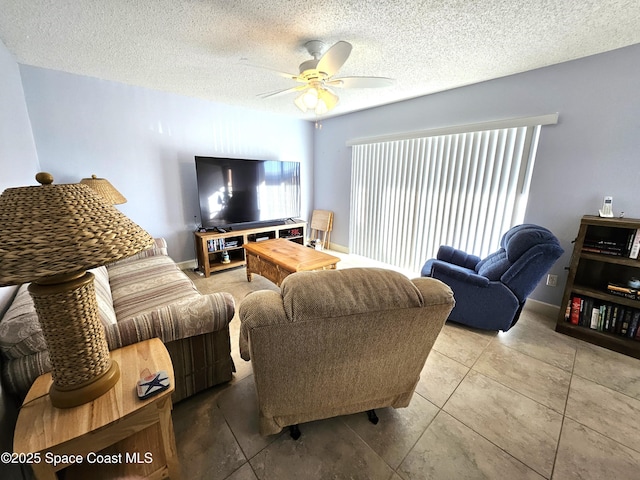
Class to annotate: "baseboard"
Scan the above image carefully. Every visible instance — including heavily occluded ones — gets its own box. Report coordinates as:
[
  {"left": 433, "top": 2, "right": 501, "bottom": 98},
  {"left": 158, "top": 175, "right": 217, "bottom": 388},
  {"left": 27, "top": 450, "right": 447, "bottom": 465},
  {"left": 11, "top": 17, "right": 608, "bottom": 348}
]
[
  {"left": 328, "top": 243, "right": 349, "bottom": 253},
  {"left": 178, "top": 259, "right": 197, "bottom": 271},
  {"left": 523, "top": 298, "right": 560, "bottom": 319}
]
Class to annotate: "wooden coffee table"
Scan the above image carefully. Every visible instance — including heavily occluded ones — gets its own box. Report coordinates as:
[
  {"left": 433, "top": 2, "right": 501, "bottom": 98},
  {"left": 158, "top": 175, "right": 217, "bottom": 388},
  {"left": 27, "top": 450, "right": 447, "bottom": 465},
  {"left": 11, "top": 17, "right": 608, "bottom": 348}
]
[{"left": 244, "top": 238, "right": 340, "bottom": 286}]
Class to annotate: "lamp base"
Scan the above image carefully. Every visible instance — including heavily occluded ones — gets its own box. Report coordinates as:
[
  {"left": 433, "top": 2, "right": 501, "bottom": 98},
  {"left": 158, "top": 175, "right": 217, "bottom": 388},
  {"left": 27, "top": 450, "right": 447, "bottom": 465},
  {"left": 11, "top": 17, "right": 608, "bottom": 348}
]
[
  {"left": 49, "top": 360, "right": 120, "bottom": 408},
  {"left": 29, "top": 271, "right": 120, "bottom": 409}
]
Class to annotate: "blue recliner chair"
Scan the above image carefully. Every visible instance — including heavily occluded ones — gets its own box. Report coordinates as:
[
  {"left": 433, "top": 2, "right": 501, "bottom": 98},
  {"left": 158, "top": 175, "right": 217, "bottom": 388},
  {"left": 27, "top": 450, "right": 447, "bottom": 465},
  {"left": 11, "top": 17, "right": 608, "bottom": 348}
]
[{"left": 420, "top": 224, "right": 564, "bottom": 331}]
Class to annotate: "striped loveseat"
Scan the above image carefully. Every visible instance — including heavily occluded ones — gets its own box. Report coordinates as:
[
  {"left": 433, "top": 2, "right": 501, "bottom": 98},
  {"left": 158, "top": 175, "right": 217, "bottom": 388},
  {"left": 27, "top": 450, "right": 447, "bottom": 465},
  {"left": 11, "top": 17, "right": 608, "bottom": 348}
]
[{"left": 0, "top": 238, "right": 235, "bottom": 403}]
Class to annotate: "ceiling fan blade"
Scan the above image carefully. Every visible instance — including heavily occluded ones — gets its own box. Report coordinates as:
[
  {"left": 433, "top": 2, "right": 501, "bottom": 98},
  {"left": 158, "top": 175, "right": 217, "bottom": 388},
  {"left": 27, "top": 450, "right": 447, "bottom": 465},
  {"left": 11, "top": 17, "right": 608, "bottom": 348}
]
[
  {"left": 316, "top": 41, "right": 352, "bottom": 76},
  {"left": 258, "top": 85, "right": 307, "bottom": 99},
  {"left": 327, "top": 76, "right": 395, "bottom": 88},
  {"left": 239, "top": 60, "right": 301, "bottom": 81}
]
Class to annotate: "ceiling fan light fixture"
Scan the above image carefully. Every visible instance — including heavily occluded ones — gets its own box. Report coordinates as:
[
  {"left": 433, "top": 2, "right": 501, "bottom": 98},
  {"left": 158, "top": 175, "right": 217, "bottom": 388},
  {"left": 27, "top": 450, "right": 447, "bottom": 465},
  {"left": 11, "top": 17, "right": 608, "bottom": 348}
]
[
  {"left": 302, "top": 87, "right": 319, "bottom": 109},
  {"left": 294, "top": 91, "right": 309, "bottom": 112},
  {"left": 315, "top": 99, "right": 328, "bottom": 115},
  {"left": 295, "top": 86, "right": 338, "bottom": 115},
  {"left": 316, "top": 88, "right": 338, "bottom": 114},
  {"left": 295, "top": 87, "right": 323, "bottom": 112}
]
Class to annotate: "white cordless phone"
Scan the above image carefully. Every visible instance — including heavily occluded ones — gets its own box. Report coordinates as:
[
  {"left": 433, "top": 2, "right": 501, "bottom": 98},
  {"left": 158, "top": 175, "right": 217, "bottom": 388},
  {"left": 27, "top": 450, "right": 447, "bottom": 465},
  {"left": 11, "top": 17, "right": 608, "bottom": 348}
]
[{"left": 599, "top": 196, "right": 613, "bottom": 218}]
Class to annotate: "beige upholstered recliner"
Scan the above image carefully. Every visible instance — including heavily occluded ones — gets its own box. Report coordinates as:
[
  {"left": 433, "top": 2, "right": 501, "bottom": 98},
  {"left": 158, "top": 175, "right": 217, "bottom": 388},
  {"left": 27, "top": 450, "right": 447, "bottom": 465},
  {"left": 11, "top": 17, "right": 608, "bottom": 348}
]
[{"left": 239, "top": 267, "right": 455, "bottom": 437}]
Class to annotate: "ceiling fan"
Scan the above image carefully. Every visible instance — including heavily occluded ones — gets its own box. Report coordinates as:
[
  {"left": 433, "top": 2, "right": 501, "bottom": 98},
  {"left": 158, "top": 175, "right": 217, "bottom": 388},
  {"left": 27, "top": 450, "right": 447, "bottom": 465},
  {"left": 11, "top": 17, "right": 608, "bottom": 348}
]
[{"left": 258, "top": 40, "right": 394, "bottom": 115}]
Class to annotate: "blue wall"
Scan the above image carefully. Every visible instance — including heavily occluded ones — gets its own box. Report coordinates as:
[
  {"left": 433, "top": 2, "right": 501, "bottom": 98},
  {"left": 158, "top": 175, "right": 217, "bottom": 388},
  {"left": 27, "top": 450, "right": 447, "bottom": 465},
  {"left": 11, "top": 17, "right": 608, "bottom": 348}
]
[
  {"left": 18, "top": 66, "right": 315, "bottom": 263},
  {"left": 4, "top": 37, "right": 640, "bottom": 307},
  {"left": 0, "top": 37, "right": 38, "bottom": 480},
  {"left": 314, "top": 43, "right": 640, "bottom": 306},
  {"left": 0, "top": 40, "right": 39, "bottom": 311},
  {"left": 0, "top": 41, "right": 39, "bottom": 189}
]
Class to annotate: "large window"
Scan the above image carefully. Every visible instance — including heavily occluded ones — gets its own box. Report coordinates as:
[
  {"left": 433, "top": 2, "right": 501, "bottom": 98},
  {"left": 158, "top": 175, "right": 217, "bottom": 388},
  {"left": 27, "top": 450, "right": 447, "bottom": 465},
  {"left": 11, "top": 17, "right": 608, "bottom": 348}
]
[{"left": 348, "top": 114, "right": 558, "bottom": 273}]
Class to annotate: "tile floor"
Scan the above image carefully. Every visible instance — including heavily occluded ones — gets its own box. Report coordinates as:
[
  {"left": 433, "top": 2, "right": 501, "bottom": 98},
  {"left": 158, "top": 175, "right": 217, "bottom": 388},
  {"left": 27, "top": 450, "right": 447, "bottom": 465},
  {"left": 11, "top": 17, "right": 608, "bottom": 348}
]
[{"left": 177, "top": 254, "right": 640, "bottom": 480}]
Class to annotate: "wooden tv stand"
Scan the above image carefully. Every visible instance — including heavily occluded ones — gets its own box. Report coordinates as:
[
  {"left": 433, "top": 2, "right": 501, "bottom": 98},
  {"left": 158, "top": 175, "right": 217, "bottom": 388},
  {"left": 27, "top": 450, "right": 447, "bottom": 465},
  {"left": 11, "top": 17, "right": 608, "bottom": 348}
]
[{"left": 194, "top": 221, "right": 306, "bottom": 277}]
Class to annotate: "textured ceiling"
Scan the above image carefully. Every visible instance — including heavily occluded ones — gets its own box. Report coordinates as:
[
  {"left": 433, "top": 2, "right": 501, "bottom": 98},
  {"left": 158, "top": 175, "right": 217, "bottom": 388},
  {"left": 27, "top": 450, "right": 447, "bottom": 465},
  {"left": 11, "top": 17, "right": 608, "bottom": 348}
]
[{"left": 1, "top": 0, "right": 639, "bottom": 119}]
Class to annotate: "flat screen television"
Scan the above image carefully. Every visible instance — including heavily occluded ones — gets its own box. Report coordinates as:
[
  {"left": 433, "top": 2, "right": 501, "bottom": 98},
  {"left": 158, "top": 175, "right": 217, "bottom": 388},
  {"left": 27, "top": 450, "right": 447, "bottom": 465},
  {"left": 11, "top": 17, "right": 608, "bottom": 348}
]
[{"left": 195, "top": 156, "right": 301, "bottom": 229}]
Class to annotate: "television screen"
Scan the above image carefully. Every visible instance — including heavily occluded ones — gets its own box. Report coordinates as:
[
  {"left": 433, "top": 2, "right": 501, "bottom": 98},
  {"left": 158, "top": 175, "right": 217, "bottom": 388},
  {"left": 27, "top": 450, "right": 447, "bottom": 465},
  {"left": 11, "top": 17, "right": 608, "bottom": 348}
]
[{"left": 195, "top": 156, "right": 301, "bottom": 229}]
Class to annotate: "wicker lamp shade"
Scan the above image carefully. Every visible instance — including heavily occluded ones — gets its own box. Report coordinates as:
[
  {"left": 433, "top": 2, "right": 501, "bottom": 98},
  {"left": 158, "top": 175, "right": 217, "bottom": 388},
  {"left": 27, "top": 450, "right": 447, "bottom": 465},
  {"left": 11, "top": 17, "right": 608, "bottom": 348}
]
[
  {"left": 0, "top": 173, "right": 153, "bottom": 408},
  {"left": 80, "top": 174, "right": 127, "bottom": 205},
  {"left": 0, "top": 172, "right": 152, "bottom": 286}
]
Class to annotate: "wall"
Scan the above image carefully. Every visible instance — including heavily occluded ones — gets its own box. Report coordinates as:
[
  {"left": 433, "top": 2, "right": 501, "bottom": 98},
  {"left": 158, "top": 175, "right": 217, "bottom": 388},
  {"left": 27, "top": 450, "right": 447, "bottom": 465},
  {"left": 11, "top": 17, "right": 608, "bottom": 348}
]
[
  {"left": 0, "top": 38, "right": 38, "bottom": 480},
  {"left": 19, "top": 66, "right": 315, "bottom": 263},
  {"left": 8, "top": 42, "right": 640, "bottom": 306},
  {"left": 0, "top": 40, "right": 40, "bottom": 315},
  {"left": 0, "top": 43, "right": 39, "bottom": 188},
  {"left": 314, "top": 43, "right": 640, "bottom": 306}
]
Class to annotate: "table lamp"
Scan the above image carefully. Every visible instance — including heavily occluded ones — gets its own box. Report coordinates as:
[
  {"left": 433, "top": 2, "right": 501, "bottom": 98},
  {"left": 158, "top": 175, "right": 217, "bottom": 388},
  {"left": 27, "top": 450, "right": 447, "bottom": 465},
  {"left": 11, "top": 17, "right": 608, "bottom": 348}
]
[
  {"left": 80, "top": 174, "right": 127, "bottom": 205},
  {"left": 0, "top": 172, "right": 154, "bottom": 408}
]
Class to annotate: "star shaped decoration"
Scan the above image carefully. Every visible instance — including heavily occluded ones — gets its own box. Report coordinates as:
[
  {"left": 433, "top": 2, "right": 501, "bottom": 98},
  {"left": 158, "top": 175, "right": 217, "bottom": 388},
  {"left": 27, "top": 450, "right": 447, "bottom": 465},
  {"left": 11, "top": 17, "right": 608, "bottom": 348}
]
[{"left": 138, "top": 371, "right": 169, "bottom": 397}]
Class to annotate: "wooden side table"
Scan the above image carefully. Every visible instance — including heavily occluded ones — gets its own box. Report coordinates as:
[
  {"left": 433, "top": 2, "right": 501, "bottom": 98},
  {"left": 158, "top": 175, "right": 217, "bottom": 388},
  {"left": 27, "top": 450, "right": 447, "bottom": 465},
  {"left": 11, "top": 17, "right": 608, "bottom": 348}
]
[{"left": 14, "top": 338, "right": 180, "bottom": 480}]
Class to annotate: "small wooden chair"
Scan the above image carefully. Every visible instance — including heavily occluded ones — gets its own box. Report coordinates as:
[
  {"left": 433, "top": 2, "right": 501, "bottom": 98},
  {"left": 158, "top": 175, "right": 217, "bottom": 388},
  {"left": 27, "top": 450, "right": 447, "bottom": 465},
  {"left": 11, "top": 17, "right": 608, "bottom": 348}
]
[{"left": 309, "top": 210, "right": 333, "bottom": 249}]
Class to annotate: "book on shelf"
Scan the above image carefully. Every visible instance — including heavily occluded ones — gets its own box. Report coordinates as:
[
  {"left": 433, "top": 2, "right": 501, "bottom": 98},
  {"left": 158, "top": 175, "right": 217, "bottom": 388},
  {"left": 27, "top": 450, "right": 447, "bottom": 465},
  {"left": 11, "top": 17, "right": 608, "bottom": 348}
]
[
  {"left": 567, "top": 293, "right": 640, "bottom": 340},
  {"left": 590, "top": 306, "right": 600, "bottom": 330},
  {"left": 604, "top": 304, "right": 613, "bottom": 331},
  {"left": 633, "top": 310, "right": 640, "bottom": 339},
  {"left": 570, "top": 296, "right": 582, "bottom": 325},
  {"left": 581, "top": 246, "right": 625, "bottom": 256},
  {"left": 626, "top": 309, "right": 640, "bottom": 338},
  {"left": 567, "top": 295, "right": 595, "bottom": 328},
  {"left": 583, "top": 227, "right": 640, "bottom": 258},
  {"left": 607, "top": 283, "right": 639, "bottom": 300},
  {"left": 597, "top": 304, "right": 605, "bottom": 331},
  {"left": 620, "top": 308, "right": 630, "bottom": 336},
  {"left": 207, "top": 238, "right": 228, "bottom": 252},
  {"left": 612, "top": 307, "right": 621, "bottom": 335},
  {"left": 580, "top": 297, "right": 593, "bottom": 327},
  {"left": 629, "top": 228, "right": 640, "bottom": 259}
]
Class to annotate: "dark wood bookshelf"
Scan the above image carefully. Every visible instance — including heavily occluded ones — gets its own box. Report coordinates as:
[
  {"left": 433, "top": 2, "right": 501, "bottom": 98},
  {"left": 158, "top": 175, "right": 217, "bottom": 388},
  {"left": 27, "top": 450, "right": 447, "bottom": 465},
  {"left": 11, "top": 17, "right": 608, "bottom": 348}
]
[{"left": 556, "top": 215, "right": 640, "bottom": 359}]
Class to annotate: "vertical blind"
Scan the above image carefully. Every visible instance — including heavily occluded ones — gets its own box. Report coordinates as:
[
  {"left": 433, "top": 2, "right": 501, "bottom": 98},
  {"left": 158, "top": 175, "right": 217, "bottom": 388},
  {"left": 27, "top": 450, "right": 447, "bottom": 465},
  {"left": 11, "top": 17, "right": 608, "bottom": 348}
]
[{"left": 349, "top": 117, "right": 554, "bottom": 274}]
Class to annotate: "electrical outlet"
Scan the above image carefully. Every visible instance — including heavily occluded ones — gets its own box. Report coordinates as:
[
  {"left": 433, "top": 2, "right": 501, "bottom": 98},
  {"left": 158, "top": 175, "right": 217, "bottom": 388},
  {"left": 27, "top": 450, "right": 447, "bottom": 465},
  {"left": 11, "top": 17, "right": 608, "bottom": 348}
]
[{"left": 546, "top": 274, "right": 558, "bottom": 287}]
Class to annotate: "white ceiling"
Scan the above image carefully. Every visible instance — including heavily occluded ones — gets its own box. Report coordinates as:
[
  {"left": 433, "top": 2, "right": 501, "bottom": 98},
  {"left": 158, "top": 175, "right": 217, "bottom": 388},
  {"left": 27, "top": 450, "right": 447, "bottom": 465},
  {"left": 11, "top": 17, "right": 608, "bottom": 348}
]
[{"left": 1, "top": 0, "right": 639, "bottom": 120}]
